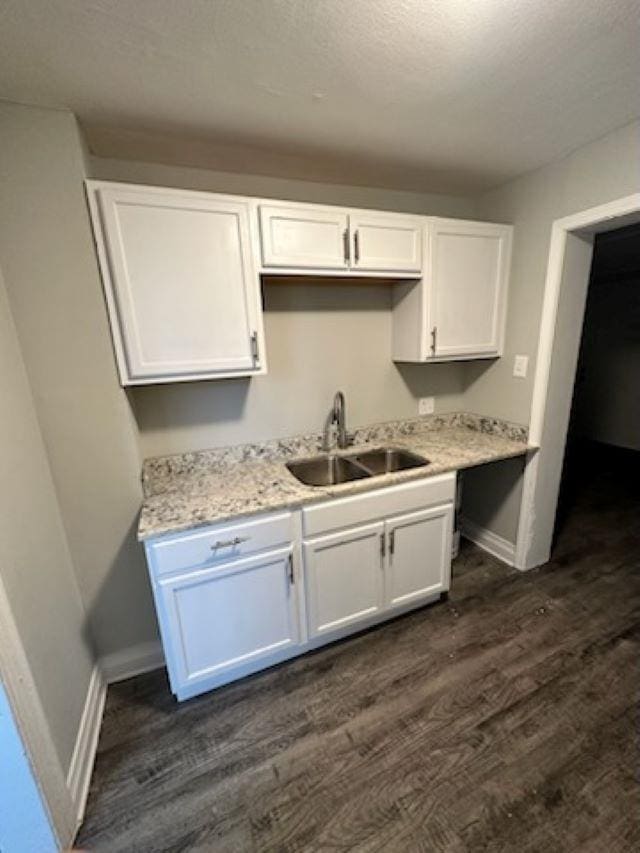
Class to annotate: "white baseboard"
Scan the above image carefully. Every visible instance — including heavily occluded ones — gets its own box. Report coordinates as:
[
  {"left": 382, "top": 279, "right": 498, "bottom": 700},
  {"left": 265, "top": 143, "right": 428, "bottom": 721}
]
[
  {"left": 100, "top": 640, "right": 165, "bottom": 684},
  {"left": 66, "top": 665, "right": 107, "bottom": 828},
  {"left": 65, "top": 643, "right": 165, "bottom": 833},
  {"left": 460, "top": 518, "right": 516, "bottom": 566}
]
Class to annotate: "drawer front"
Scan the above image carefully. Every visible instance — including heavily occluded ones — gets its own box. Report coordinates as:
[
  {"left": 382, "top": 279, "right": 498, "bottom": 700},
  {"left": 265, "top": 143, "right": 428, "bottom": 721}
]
[
  {"left": 303, "top": 473, "right": 456, "bottom": 537},
  {"left": 147, "top": 511, "right": 294, "bottom": 577}
]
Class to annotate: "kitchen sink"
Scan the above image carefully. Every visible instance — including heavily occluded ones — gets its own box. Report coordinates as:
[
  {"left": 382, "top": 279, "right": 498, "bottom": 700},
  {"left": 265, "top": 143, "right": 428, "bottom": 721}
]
[
  {"left": 286, "top": 446, "right": 430, "bottom": 486},
  {"left": 286, "top": 454, "right": 371, "bottom": 487},
  {"left": 349, "top": 447, "right": 430, "bottom": 475}
]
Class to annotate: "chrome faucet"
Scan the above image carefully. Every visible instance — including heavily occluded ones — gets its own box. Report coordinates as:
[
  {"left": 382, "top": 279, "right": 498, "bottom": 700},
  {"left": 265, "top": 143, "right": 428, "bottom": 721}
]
[{"left": 328, "top": 391, "right": 354, "bottom": 450}]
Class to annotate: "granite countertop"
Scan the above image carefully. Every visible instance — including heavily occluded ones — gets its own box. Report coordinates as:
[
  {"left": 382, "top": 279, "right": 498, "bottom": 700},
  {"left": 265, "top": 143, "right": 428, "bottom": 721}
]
[{"left": 138, "top": 412, "right": 535, "bottom": 541}]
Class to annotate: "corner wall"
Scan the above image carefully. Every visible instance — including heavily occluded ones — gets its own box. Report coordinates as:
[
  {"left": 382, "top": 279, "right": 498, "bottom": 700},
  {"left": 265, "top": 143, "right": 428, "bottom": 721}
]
[
  {"left": 0, "top": 263, "right": 93, "bottom": 776},
  {"left": 0, "top": 102, "right": 156, "bottom": 658},
  {"left": 461, "top": 119, "right": 640, "bottom": 543}
]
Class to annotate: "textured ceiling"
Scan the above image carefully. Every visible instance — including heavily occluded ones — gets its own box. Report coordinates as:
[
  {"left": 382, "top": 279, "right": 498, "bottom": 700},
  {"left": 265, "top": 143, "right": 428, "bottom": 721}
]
[{"left": 1, "top": 0, "right": 639, "bottom": 194}]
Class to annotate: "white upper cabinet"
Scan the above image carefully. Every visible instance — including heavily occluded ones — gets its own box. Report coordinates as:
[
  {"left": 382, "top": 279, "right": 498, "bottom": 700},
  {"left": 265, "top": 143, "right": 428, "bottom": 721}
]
[
  {"left": 349, "top": 212, "right": 423, "bottom": 273},
  {"left": 258, "top": 202, "right": 425, "bottom": 276},
  {"left": 259, "top": 204, "right": 349, "bottom": 270},
  {"left": 392, "top": 218, "right": 512, "bottom": 362},
  {"left": 86, "top": 180, "right": 512, "bottom": 379},
  {"left": 86, "top": 181, "right": 265, "bottom": 385},
  {"left": 428, "top": 219, "right": 511, "bottom": 359}
]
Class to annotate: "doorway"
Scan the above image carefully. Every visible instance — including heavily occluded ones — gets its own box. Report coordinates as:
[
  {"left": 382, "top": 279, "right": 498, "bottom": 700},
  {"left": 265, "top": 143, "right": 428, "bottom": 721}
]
[
  {"left": 515, "top": 193, "right": 640, "bottom": 571},
  {"left": 554, "top": 222, "right": 640, "bottom": 545}
]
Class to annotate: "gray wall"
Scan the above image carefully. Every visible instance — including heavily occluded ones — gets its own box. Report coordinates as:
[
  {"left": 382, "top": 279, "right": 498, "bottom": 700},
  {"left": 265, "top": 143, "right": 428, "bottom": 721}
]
[
  {"left": 89, "top": 155, "right": 478, "bottom": 458},
  {"left": 466, "top": 119, "right": 640, "bottom": 425},
  {"left": 0, "top": 100, "right": 478, "bottom": 667},
  {"left": 4, "top": 100, "right": 636, "bottom": 672},
  {"left": 0, "top": 264, "right": 93, "bottom": 775},
  {"left": 0, "top": 102, "right": 155, "bottom": 658},
  {"left": 461, "top": 119, "right": 640, "bottom": 542}
]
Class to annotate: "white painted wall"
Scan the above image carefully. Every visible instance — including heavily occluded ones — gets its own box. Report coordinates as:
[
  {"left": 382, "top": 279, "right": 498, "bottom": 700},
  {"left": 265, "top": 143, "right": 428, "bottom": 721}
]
[
  {"left": 0, "top": 263, "right": 93, "bottom": 776},
  {"left": 459, "top": 120, "right": 640, "bottom": 544},
  {"left": 0, "top": 682, "right": 57, "bottom": 853},
  {"left": 89, "top": 155, "right": 478, "bottom": 458}
]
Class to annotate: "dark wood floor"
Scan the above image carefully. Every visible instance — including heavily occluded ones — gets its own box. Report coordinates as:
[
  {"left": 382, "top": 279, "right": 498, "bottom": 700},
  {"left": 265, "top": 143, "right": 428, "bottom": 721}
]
[{"left": 78, "top": 448, "right": 640, "bottom": 852}]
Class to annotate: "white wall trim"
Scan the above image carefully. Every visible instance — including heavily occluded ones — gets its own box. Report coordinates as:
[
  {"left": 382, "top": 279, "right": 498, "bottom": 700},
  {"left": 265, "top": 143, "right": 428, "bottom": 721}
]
[
  {"left": 63, "top": 641, "right": 165, "bottom": 829},
  {"left": 460, "top": 517, "right": 516, "bottom": 566},
  {"left": 0, "top": 574, "right": 76, "bottom": 848},
  {"left": 100, "top": 640, "right": 165, "bottom": 684},
  {"left": 66, "top": 665, "right": 107, "bottom": 828},
  {"left": 517, "top": 192, "right": 640, "bottom": 570}
]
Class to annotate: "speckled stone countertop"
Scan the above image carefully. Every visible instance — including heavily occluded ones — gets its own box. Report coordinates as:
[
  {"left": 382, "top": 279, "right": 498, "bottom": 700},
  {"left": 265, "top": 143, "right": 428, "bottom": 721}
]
[{"left": 138, "top": 412, "right": 534, "bottom": 541}]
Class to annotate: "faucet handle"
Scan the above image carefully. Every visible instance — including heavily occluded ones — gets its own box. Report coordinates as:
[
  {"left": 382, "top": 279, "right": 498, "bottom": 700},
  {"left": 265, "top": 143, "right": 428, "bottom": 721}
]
[{"left": 322, "top": 419, "right": 338, "bottom": 452}]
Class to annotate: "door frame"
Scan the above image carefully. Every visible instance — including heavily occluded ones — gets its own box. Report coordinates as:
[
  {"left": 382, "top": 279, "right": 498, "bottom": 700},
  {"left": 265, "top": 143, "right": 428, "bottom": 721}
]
[
  {"left": 515, "top": 193, "right": 640, "bottom": 569},
  {"left": 0, "top": 573, "right": 75, "bottom": 847}
]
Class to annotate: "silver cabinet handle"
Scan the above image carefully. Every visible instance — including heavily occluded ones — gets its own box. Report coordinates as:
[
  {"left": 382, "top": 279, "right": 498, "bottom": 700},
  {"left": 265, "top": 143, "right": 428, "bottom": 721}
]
[
  {"left": 354, "top": 230, "right": 360, "bottom": 264},
  {"left": 287, "top": 552, "right": 295, "bottom": 584},
  {"left": 430, "top": 326, "right": 437, "bottom": 356},
  {"left": 210, "top": 536, "right": 249, "bottom": 551},
  {"left": 389, "top": 530, "right": 395, "bottom": 558},
  {"left": 342, "top": 228, "right": 350, "bottom": 263},
  {"left": 380, "top": 532, "right": 386, "bottom": 561},
  {"left": 250, "top": 331, "right": 259, "bottom": 365}
]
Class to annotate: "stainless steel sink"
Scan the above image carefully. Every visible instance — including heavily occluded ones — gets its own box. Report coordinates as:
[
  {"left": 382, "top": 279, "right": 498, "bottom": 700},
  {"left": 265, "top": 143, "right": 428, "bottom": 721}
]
[
  {"left": 349, "top": 447, "right": 430, "bottom": 475},
  {"left": 286, "top": 446, "right": 430, "bottom": 487},
  {"left": 286, "top": 454, "right": 371, "bottom": 487}
]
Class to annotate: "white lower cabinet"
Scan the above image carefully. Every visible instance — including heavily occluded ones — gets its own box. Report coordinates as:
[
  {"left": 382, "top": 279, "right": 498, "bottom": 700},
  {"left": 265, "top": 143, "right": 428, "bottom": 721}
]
[
  {"left": 155, "top": 545, "right": 299, "bottom": 699},
  {"left": 384, "top": 505, "right": 452, "bottom": 609},
  {"left": 304, "top": 521, "right": 385, "bottom": 638},
  {"left": 145, "top": 474, "right": 456, "bottom": 700}
]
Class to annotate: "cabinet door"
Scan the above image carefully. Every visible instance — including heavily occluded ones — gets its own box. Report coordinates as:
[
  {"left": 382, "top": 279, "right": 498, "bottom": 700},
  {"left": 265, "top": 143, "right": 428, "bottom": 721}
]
[
  {"left": 157, "top": 547, "right": 299, "bottom": 692},
  {"left": 384, "top": 505, "right": 452, "bottom": 609},
  {"left": 90, "top": 183, "right": 262, "bottom": 384},
  {"left": 304, "top": 522, "right": 384, "bottom": 637},
  {"left": 259, "top": 204, "right": 349, "bottom": 270},
  {"left": 428, "top": 219, "right": 511, "bottom": 359},
  {"left": 349, "top": 212, "right": 423, "bottom": 273}
]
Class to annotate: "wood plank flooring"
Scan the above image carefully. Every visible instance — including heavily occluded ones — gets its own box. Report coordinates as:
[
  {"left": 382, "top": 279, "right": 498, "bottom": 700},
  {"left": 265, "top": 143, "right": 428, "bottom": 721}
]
[{"left": 77, "top": 450, "right": 640, "bottom": 851}]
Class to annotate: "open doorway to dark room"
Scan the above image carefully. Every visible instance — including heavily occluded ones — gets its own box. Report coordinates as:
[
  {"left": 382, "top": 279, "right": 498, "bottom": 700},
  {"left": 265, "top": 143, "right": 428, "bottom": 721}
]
[{"left": 555, "top": 222, "right": 640, "bottom": 545}]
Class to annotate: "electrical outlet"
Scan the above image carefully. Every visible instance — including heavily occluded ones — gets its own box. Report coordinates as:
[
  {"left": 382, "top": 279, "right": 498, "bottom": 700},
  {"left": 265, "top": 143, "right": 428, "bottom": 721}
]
[
  {"left": 513, "top": 355, "right": 529, "bottom": 378},
  {"left": 418, "top": 397, "right": 435, "bottom": 415}
]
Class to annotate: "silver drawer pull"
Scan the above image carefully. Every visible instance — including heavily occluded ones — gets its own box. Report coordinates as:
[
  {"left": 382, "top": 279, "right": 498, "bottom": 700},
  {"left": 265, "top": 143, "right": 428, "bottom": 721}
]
[{"left": 210, "top": 536, "right": 250, "bottom": 551}]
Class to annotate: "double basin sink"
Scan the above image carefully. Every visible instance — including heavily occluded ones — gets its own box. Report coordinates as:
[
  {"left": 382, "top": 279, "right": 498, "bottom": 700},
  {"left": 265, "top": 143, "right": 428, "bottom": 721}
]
[{"left": 286, "top": 447, "right": 430, "bottom": 487}]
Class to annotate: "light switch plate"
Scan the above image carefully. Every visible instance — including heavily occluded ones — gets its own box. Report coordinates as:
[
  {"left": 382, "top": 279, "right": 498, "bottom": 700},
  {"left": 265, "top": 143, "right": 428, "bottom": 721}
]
[
  {"left": 418, "top": 397, "right": 435, "bottom": 415},
  {"left": 513, "top": 355, "right": 529, "bottom": 378}
]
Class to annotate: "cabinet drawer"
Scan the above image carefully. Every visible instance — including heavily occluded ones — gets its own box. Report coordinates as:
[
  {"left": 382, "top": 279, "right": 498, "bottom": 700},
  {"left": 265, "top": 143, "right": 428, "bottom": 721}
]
[
  {"left": 303, "top": 473, "right": 456, "bottom": 537},
  {"left": 146, "top": 511, "right": 293, "bottom": 577}
]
